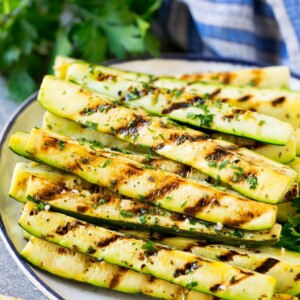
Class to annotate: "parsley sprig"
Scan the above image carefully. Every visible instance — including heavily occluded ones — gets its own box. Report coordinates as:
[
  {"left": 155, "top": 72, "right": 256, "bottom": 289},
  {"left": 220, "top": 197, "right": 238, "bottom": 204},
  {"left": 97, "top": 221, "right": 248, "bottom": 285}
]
[{"left": 0, "top": 0, "right": 162, "bottom": 101}]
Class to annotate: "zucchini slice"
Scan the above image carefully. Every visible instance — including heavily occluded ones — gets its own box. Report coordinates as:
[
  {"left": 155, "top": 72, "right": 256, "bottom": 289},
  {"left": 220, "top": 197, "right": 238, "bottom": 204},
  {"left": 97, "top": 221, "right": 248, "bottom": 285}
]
[
  {"left": 148, "top": 236, "right": 300, "bottom": 295},
  {"left": 178, "top": 66, "right": 290, "bottom": 88},
  {"left": 54, "top": 56, "right": 290, "bottom": 89},
  {"left": 65, "top": 62, "right": 293, "bottom": 146},
  {"left": 23, "top": 128, "right": 278, "bottom": 230},
  {"left": 22, "top": 237, "right": 297, "bottom": 300},
  {"left": 19, "top": 202, "right": 277, "bottom": 300},
  {"left": 20, "top": 173, "right": 281, "bottom": 245},
  {"left": 37, "top": 76, "right": 297, "bottom": 203},
  {"left": 21, "top": 236, "right": 219, "bottom": 300}
]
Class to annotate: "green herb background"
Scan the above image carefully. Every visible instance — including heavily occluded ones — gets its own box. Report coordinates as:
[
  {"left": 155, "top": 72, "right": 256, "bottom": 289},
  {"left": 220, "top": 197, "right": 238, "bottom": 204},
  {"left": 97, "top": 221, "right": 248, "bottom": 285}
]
[{"left": 0, "top": 0, "right": 162, "bottom": 101}]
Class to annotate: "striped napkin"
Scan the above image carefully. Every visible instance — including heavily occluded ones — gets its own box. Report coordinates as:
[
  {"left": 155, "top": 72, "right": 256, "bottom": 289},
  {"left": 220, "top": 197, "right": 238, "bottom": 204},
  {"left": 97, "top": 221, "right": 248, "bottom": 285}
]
[{"left": 160, "top": 0, "right": 300, "bottom": 76}]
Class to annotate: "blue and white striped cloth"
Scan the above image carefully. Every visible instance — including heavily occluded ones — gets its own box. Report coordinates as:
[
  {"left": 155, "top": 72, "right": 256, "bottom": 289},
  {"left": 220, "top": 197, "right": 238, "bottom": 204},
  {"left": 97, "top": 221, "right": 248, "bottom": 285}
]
[{"left": 160, "top": 0, "right": 300, "bottom": 76}]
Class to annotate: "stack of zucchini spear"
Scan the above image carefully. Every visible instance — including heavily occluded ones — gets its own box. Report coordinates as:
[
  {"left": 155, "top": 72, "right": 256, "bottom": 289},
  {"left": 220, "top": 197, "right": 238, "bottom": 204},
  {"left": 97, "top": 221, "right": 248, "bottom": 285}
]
[{"left": 8, "top": 56, "right": 300, "bottom": 300}]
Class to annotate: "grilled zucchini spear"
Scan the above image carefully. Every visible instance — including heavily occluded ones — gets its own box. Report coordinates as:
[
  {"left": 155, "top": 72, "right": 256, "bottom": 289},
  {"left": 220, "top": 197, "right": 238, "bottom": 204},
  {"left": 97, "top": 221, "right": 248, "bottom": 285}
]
[
  {"left": 64, "top": 62, "right": 293, "bottom": 146},
  {"left": 37, "top": 76, "right": 297, "bottom": 203},
  {"left": 129, "top": 234, "right": 300, "bottom": 295},
  {"left": 22, "top": 128, "right": 278, "bottom": 230},
  {"left": 22, "top": 237, "right": 297, "bottom": 300},
  {"left": 43, "top": 111, "right": 296, "bottom": 165},
  {"left": 19, "top": 202, "right": 277, "bottom": 300},
  {"left": 54, "top": 56, "right": 290, "bottom": 89},
  {"left": 56, "top": 58, "right": 300, "bottom": 130},
  {"left": 21, "top": 236, "right": 221, "bottom": 300},
  {"left": 18, "top": 172, "right": 280, "bottom": 245}
]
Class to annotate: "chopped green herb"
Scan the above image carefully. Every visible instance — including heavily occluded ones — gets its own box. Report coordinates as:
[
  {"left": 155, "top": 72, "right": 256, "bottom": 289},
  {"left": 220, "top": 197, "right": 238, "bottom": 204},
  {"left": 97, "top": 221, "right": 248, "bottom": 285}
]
[
  {"left": 219, "top": 159, "right": 230, "bottom": 170},
  {"left": 109, "top": 180, "right": 117, "bottom": 189},
  {"left": 188, "top": 218, "right": 196, "bottom": 225},
  {"left": 101, "top": 159, "right": 111, "bottom": 168},
  {"left": 141, "top": 240, "right": 158, "bottom": 256},
  {"left": 233, "top": 229, "right": 244, "bottom": 238},
  {"left": 84, "top": 121, "right": 98, "bottom": 130},
  {"left": 86, "top": 245, "right": 96, "bottom": 254},
  {"left": 139, "top": 215, "right": 147, "bottom": 224},
  {"left": 181, "top": 201, "right": 187, "bottom": 207},
  {"left": 186, "top": 281, "right": 198, "bottom": 290},
  {"left": 37, "top": 202, "right": 45, "bottom": 211},
  {"left": 208, "top": 161, "right": 217, "bottom": 167},
  {"left": 259, "top": 120, "right": 266, "bottom": 126},
  {"left": 58, "top": 140, "right": 65, "bottom": 151},
  {"left": 120, "top": 210, "right": 134, "bottom": 218},
  {"left": 166, "top": 196, "right": 172, "bottom": 200},
  {"left": 247, "top": 174, "right": 258, "bottom": 189},
  {"left": 175, "top": 89, "right": 184, "bottom": 98},
  {"left": 231, "top": 166, "right": 244, "bottom": 182},
  {"left": 138, "top": 194, "right": 145, "bottom": 201},
  {"left": 82, "top": 157, "right": 89, "bottom": 164}
]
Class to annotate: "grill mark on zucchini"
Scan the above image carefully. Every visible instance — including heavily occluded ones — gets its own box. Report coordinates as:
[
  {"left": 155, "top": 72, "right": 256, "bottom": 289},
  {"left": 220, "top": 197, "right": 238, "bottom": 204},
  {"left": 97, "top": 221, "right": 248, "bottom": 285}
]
[
  {"left": 144, "top": 181, "right": 180, "bottom": 202},
  {"left": 178, "top": 164, "right": 192, "bottom": 178},
  {"left": 237, "top": 95, "right": 252, "bottom": 102},
  {"left": 223, "top": 211, "right": 255, "bottom": 227},
  {"left": 109, "top": 272, "right": 123, "bottom": 289},
  {"left": 56, "top": 220, "right": 85, "bottom": 235},
  {"left": 97, "top": 234, "right": 122, "bottom": 248},
  {"left": 168, "top": 133, "right": 209, "bottom": 145},
  {"left": 218, "top": 250, "right": 242, "bottom": 262},
  {"left": 223, "top": 108, "right": 247, "bottom": 121},
  {"left": 209, "top": 89, "right": 221, "bottom": 99},
  {"left": 294, "top": 274, "right": 300, "bottom": 281},
  {"left": 254, "top": 258, "right": 279, "bottom": 273},
  {"left": 162, "top": 102, "right": 191, "bottom": 114},
  {"left": 76, "top": 205, "right": 89, "bottom": 213},
  {"left": 115, "top": 114, "right": 150, "bottom": 137},
  {"left": 173, "top": 261, "right": 201, "bottom": 277},
  {"left": 271, "top": 97, "right": 286, "bottom": 106}
]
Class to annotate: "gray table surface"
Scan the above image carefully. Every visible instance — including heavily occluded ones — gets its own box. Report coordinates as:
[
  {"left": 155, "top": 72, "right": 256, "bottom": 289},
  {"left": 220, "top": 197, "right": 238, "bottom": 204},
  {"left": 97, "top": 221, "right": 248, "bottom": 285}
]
[{"left": 0, "top": 77, "right": 47, "bottom": 300}]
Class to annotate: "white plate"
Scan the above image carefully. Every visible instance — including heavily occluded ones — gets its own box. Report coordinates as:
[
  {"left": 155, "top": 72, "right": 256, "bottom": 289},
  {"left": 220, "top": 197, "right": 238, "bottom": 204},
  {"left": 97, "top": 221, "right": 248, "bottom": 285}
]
[{"left": 1, "top": 56, "right": 300, "bottom": 300}]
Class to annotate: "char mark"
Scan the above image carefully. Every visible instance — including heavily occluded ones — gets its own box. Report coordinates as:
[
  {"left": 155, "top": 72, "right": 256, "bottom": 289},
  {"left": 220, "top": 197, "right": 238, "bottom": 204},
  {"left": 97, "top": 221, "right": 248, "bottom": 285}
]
[
  {"left": 209, "top": 89, "right": 221, "bottom": 99},
  {"left": 97, "top": 73, "right": 117, "bottom": 82},
  {"left": 254, "top": 258, "right": 279, "bottom": 273},
  {"left": 205, "top": 146, "right": 234, "bottom": 162},
  {"left": 109, "top": 273, "right": 122, "bottom": 288},
  {"left": 97, "top": 234, "right": 122, "bottom": 248},
  {"left": 218, "top": 250, "right": 242, "bottom": 262},
  {"left": 295, "top": 273, "right": 300, "bottom": 281},
  {"left": 116, "top": 114, "right": 150, "bottom": 137},
  {"left": 56, "top": 220, "right": 85, "bottom": 235},
  {"left": 223, "top": 211, "right": 256, "bottom": 227},
  {"left": 237, "top": 95, "right": 251, "bottom": 102},
  {"left": 184, "top": 195, "right": 211, "bottom": 215},
  {"left": 145, "top": 181, "right": 180, "bottom": 202},
  {"left": 209, "top": 283, "right": 223, "bottom": 293},
  {"left": 271, "top": 97, "right": 285, "bottom": 106},
  {"left": 162, "top": 102, "right": 191, "bottom": 114},
  {"left": 173, "top": 261, "right": 200, "bottom": 278},
  {"left": 76, "top": 205, "right": 89, "bottom": 213},
  {"left": 178, "top": 164, "right": 192, "bottom": 178},
  {"left": 284, "top": 184, "right": 298, "bottom": 201},
  {"left": 168, "top": 133, "right": 208, "bottom": 145}
]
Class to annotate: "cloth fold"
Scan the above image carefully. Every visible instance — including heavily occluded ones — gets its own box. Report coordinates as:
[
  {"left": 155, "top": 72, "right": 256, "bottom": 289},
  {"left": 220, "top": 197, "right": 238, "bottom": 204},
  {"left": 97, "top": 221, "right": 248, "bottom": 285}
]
[{"left": 161, "top": 0, "right": 300, "bottom": 75}]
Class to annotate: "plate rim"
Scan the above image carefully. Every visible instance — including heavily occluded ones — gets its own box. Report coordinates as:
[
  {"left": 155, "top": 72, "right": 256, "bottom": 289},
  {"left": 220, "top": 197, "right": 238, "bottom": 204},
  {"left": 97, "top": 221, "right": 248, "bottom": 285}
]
[{"left": 0, "top": 54, "right": 298, "bottom": 300}]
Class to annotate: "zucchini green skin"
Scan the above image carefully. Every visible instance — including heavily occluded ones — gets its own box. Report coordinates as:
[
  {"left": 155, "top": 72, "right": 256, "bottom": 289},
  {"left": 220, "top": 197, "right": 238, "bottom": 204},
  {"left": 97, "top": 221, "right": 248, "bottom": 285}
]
[
  {"left": 211, "top": 132, "right": 296, "bottom": 164},
  {"left": 66, "top": 62, "right": 293, "bottom": 146},
  {"left": 54, "top": 56, "right": 290, "bottom": 89},
  {"left": 24, "top": 128, "right": 278, "bottom": 230},
  {"left": 37, "top": 76, "right": 297, "bottom": 203},
  {"left": 22, "top": 236, "right": 212, "bottom": 300},
  {"left": 21, "top": 173, "right": 281, "bottom": 245},
  {"left": 19, "top": 202, "right": 277, "bottom": 300},
  {"left": 149, "top": 236, "right": 300, "bottom": 295}
]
